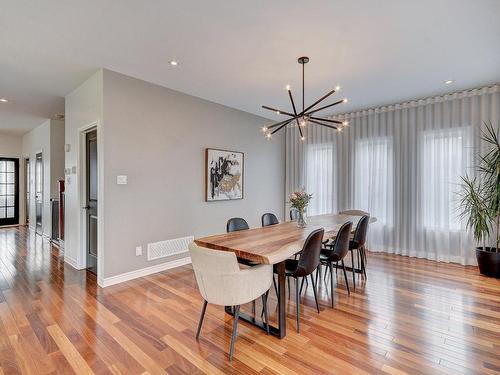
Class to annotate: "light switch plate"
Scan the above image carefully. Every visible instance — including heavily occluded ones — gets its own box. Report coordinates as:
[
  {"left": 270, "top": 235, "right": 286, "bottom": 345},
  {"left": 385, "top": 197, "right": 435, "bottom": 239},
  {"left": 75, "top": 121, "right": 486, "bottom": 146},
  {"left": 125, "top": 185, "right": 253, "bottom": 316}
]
[
  {"left": 135, "top": 246, "right": 142, "bottom": 256},
  {"left": 117, "top": 175, "right": 128, "bottom": 185}
]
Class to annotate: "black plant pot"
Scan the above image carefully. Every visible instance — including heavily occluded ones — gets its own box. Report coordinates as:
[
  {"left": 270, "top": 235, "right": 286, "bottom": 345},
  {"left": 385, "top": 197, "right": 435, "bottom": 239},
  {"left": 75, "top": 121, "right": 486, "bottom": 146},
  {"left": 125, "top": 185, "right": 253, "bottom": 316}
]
[{"left": 476, "top": 247, "right": 500, "bottom": 278}]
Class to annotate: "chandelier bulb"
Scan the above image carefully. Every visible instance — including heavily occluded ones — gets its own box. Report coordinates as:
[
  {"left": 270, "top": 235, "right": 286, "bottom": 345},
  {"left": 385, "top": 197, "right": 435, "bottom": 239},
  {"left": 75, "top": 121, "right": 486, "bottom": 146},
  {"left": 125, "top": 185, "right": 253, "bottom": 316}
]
[
  {"left": 266, "top": 133, "right": 272, "bottom": 139},
  {"left": 343, "top": 121, "right": 349, "bottom": 126},
  {"left": 276, "top": 111, "right": 280, "bottom": 115},
  {"left": 262, "top": 126, "right": 268, "bottom": 132},
  {"left": 343, "top": 98, "right": 348, "bottom": 103},
  {"left": 335, "top": 85, "right": 341, "bottom": 91},
  {"left": 301, "top": 136, "right": 305, "bottom": 141},
  {"left": 286, "top": 84, "right": 291, "bottom": 91}
]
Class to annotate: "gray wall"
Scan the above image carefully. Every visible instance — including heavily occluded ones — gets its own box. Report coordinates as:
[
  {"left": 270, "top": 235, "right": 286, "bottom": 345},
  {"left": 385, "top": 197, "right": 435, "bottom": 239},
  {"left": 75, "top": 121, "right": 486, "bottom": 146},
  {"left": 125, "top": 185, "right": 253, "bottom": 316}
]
[{"left": 102, "top": 70, "right": 285, "bottom": 278}]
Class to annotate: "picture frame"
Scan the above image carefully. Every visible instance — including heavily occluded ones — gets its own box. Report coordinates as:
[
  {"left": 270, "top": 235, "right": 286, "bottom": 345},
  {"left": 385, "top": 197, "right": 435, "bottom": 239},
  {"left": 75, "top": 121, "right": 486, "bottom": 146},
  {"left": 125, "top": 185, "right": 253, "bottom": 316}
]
[{"left": 205, "top": 148, "right": 244, "bottom": 201}]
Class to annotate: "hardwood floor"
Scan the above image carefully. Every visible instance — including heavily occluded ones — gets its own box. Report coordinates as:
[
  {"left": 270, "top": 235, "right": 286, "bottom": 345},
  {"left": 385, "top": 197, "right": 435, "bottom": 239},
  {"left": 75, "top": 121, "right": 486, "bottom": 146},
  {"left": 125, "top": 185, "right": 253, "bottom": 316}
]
[{"left": 0, "top": 226, "right": 499, "bottom": 374}]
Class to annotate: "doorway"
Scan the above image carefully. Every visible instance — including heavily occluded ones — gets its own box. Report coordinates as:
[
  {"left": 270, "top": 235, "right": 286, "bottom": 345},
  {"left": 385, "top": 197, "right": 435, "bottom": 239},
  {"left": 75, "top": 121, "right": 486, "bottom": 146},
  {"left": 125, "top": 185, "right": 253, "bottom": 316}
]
[
  {"left": 35, "top": 152, "right": 43, "bottom": 234},
  {"left": 0, "top": 158, "right": 19, "bottom": 226},
  {"left": 25, "top": 158, "right": 30, "bottom": 225},
  {"left": 85, "top": 130, "right": 98, "bottom": 274}
]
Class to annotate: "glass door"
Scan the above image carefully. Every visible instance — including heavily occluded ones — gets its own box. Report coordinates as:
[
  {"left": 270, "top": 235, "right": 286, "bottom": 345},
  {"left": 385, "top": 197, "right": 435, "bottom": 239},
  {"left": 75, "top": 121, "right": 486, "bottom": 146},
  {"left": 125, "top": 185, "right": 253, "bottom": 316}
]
[{"left": 0, "top": 158, "right": 19, "bottom": 226}]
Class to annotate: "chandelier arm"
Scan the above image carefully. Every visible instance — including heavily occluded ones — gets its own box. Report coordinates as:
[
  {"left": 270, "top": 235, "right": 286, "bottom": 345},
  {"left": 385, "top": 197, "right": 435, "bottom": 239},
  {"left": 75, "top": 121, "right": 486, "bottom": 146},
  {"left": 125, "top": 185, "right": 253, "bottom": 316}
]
[
  {"left": 288, "top": 90, "right": 302, "bottom": 128},
  {"left": 288, "top": 89, "right": 304, "bottom": 139},
  {"left": 308, "top": 119, "right": 338, "bottom": 130},
  {"left": 266, "top": 115, "right": 300, "bottom": 129},
  {"left": 271, "top": 119, "right": 293, "bottom": 135},
  {"left": 262, "top": 105, "right": 295, "bottom": 117},
  {"left": 302, "top": 88, "right": 338, "bottom": 114},
  {"left": 309, "top": 116, "right": 343, "bottom": 125},
  {"left": 298, "top": 122, "right": 304, "bottom": 139},
  {"left": 306, "top": 99, "right": 345, "bottom": 115}
]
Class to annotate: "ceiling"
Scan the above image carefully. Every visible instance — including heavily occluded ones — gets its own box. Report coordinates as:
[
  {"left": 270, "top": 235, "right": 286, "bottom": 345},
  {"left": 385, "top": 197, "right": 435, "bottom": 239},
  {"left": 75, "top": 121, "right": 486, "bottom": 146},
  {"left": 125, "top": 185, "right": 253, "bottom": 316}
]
[{"left": 1, "top": 0, "right": 499, "bottom": 136}]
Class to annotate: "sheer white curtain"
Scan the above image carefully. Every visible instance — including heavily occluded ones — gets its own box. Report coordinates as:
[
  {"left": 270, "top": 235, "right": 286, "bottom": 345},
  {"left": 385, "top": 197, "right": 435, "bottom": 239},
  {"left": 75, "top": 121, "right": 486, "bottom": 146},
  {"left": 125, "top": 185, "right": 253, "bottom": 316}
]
[
  {"left": 285, "top": 85, "right": 500, "bottom": 265},
  {"left": 305, "top": 143, "right": 336, "bottom": 215},
  {"left": 354, "top": 137, "right": 394, "bottom": 249}
]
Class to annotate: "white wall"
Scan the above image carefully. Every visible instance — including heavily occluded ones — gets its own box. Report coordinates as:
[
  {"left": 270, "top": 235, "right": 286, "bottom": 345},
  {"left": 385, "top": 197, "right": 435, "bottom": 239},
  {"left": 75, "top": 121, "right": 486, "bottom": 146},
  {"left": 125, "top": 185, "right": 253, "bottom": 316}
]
[
  {"left": 21, "top": 119, "right": 65, "bottom": 236},
  {"left": 0, "top": 133, "right": 23, "bottom": 225},
  {"left": 0, "top": 134, "right": 22, "bottom": 158},
  {"left": 50, "top": 120, "right": 65, "bottom": 198},
  {"left": 64, "top": 70, "right": 103, "bottom": 269}
]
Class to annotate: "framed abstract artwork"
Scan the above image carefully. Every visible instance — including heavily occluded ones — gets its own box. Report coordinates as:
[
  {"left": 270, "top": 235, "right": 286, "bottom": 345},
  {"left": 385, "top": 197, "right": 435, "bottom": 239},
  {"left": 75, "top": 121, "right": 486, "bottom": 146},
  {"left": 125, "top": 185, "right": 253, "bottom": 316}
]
[{"left": 205, "top": 148, "right": 244, "bottom": 201}]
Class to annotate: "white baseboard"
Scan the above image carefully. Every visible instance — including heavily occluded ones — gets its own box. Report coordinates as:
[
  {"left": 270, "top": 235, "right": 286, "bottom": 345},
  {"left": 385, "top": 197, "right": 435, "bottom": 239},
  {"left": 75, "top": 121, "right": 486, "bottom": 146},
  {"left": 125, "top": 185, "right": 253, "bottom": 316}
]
[
  {"left": 64, "top": 255, "right": 81, "bottom": 270},
  {"left": 100, "top": 256, "right": 191, "bottom": 288}
]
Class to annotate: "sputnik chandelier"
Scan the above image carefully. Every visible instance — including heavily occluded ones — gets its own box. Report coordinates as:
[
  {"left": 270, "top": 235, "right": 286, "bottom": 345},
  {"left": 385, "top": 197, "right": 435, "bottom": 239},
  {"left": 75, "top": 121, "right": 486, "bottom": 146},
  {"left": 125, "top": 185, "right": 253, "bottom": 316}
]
[{"left": 261, "top": 56, "right": 349, "bottom": 140}]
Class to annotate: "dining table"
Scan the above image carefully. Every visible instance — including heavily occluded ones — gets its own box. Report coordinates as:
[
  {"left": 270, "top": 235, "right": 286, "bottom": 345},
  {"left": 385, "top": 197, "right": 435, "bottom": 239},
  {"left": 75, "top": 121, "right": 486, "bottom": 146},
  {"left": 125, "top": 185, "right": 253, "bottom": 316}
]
[{"left": 194, "top": 213, "right": 376, "bottom": 339}]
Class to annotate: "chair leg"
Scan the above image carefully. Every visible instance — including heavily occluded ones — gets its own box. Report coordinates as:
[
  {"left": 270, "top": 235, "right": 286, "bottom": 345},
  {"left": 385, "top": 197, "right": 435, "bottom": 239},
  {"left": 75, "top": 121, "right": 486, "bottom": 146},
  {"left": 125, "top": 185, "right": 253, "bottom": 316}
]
[
  {"left": 342, "top": 260, "right": 350, "bottom": 295},
  {"left": 252, "top": 300, "right": 256, "bottom": 316},
  {"left": 328, "top": 262, "right": 334, "bottom": 308},
  {"left": 299, "top": 276, "right": 306, "bottom": 295},
  {"left": 295, "top": 277, "right": 300, "bottom": 333},
  {"left": 288, "top": 277, "right": 291, "bottom": 299},
  {"left": 335, "top": 261, "right": 338, "bottom": 277},
  {"left": 262, "top": 292, "right": 269, "bottom": 335},
  {"left": 315, "top": 265, "right": 320, "bottom": 286},
  {"left": 273, "top": 274, "right": 278, "bottom": 296},
  {"left": 357, "top": 248, "right": 361, "bottom": 270},
  {"left": 310, "top": 274, "right": 320, "bottom": 313},
  {"left": 350, "top": 250, "right": 356, "bottom": 289},
  {"left": 360, "top": 248, "right": 367, "bottom": 279},
  {"left": 196, "top": 300, "right": 208, "bottom": 340},
  {"left": 229, "top": 305, "right": 240, "bottom": 361}
]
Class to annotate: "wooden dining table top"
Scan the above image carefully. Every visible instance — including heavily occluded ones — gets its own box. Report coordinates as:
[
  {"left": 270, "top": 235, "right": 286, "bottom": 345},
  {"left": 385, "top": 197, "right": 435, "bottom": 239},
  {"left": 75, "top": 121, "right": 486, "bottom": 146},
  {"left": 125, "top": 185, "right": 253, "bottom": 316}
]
[{"left": 194, "top": 214, "right": 376, "bottom": 265}]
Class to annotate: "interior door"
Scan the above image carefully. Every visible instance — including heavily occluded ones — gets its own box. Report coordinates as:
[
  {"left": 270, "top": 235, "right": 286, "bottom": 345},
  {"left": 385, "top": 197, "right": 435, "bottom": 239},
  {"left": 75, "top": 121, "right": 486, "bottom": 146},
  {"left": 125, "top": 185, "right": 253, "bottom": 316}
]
[
  {"left": 25, "top": 158, "right": 30, "bottom": 225},
  {"left": 85, "top": 130, "right": 98, "bottom": 274},
  {"left": 0, "top": 158, "right": 19, "bottom": 226},
  {"left": 35, "top": 153, "right": 43, "bottom": 234}
]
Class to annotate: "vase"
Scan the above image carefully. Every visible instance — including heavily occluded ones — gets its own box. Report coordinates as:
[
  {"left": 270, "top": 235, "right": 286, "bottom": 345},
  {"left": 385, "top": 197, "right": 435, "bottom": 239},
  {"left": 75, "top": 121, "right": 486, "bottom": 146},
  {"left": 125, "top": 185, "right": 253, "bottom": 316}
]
[{"left": 297, "top": 210, "right": 307, "bottom": 228}]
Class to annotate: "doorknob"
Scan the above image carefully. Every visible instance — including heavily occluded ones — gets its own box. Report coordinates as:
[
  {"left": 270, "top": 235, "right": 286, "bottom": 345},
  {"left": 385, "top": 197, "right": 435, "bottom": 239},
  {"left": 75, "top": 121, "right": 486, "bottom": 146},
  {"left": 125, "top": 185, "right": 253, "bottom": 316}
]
[{"left": 82, "top": 205, "right": 90, "bottom": 210}]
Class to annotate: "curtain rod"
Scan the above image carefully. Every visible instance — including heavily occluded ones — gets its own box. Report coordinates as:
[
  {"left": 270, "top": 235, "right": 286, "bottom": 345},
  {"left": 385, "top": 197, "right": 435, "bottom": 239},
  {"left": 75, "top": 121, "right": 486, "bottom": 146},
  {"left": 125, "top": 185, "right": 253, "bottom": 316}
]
[{"left": 330, "top": 83, "right": 499, "bottom": 120}]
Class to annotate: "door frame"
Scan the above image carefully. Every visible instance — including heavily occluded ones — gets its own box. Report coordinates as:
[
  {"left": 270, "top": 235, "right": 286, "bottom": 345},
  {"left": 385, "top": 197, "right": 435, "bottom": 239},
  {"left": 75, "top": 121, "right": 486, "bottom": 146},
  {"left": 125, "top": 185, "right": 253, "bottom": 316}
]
[
  {"left": 78, "top": 121, "right": 104, "bottom": 285},
  {"left": 0, "top": 157, "right": 20, "bottom": 227},
  {"left": 34, "top": 151, "right": 43, "bottom": 235},
  {"left": 24, "top": 157, "right": 30, "bottom": 225}
]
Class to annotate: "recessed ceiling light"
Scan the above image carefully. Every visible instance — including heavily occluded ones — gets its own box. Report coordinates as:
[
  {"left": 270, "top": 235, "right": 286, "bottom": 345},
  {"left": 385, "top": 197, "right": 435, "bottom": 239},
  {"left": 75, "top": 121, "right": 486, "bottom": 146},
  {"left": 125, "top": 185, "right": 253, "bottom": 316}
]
[
  {"left": 445, "top": 80, "right": 454, "bottom": 85},
  {"left": 168, "top": 60, "right": 179, "bottom": 66},
  {"left": 0, "top": 98, "right": 8, "bottom": 103}
]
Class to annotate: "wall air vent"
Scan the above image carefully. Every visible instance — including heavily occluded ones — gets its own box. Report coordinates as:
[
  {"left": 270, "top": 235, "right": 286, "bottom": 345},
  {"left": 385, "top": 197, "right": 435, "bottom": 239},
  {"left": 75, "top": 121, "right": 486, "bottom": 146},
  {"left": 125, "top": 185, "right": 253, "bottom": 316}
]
[{"left": 147, "top": 235, "right": 194, "bottom": 261}]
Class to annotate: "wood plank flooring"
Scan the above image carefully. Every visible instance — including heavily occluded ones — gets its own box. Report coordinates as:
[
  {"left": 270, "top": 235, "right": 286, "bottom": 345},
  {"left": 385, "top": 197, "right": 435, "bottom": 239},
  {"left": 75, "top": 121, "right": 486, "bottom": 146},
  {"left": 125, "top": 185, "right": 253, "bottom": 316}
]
[{"left": 0, "top": 226, "right": 499, "bottom": 374}]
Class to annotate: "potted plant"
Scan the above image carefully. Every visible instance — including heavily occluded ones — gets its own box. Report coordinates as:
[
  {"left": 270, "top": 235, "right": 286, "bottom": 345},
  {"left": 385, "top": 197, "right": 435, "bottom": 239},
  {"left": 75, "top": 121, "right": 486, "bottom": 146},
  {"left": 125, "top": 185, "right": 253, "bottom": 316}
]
[
  {"left": 289, "top": 190, "right": 313, "bottom": 228},
  {"left": 458, "top": 121, "right": 500, "bottom": 278}
]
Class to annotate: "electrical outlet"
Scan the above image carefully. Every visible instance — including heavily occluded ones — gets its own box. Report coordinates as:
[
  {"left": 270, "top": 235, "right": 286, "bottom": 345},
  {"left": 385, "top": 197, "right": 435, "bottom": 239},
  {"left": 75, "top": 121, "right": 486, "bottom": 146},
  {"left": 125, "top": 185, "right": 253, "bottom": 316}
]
[{"left": 135, "top": 246, "right": 142, "bottom": 256}]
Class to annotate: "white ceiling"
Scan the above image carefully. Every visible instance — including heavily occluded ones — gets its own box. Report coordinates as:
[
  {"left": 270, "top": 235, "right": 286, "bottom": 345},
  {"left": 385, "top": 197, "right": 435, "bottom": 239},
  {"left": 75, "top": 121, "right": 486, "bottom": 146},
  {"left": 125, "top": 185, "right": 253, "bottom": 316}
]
[{"left": 1, "top": 0, "right": 499, "bottom": 136}]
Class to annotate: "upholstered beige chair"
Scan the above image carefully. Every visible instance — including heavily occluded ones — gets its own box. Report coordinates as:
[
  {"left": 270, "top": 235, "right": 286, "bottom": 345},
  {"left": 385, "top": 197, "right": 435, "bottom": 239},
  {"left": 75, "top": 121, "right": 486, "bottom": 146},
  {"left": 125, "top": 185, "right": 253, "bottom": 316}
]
[{"left": 189, "top": 242, "right": 273, "bottom": 361}]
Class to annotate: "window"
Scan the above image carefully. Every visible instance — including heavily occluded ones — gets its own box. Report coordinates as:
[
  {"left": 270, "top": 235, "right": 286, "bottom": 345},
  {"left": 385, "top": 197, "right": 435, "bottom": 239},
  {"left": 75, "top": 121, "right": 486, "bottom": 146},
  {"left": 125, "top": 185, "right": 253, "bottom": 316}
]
[
  {"left": 354, "top": 137, "right": 393, "bottom": 226},
  {"left": 422, "top": 128, "right": 469, "bottom": 231},
  {"left": 305, "top": 143, "right": 336, "bottom": 215}
]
